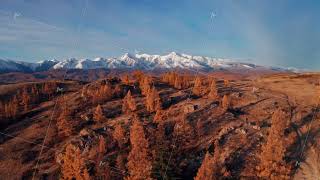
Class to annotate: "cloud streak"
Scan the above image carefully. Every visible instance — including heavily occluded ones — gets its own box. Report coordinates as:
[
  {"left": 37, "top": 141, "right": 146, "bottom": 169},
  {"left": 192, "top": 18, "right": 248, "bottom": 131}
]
[{"left": 0, "top": 10, "right": 134, "bottom": 60}]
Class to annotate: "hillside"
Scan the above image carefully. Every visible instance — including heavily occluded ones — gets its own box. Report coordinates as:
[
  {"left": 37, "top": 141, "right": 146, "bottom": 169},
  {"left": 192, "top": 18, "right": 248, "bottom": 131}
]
[{"left": 0, "top": 71, "right": 319, "bottom": 179}]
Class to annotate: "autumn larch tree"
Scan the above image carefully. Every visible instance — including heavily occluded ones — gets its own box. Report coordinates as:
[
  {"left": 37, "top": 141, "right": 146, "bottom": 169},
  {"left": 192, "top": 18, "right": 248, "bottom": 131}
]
[
  {"left": 31, "top": 85, "right": 39, "bottom": 104},
  {"left": 57, "top": 97, "right": 73, "bottom": 137},
  {"left": 97, "top": 135, "right": 107, "bottom": 164},
  {"left": 5, "top": 96, "right": 19, "bottom": 119},
  {"left": 133, "top": 70, "right": 144, "bottom": 82},
  {"left": 221, "top": 94, "right": 230, "bottom": 111},
  {"left": 193, "top": 76, "right": 202, "bottom": 96},
  {"left": 194, "top": 152, "right": 215, "bottom": 180},
  {"left": 95, "top": 135, "right": 112, "bottom": 179},
  {"left": 122, "top": 90, "right": 137, "bottom": 114},
  {"left": 4, "top": 103, "right": 10, "bottom": 119},
  {"left": 174, "top": 76, "right": 182, "bottom": 89},
  {"left": 43, "top": 82, "right": 57, "bottom": 99},
  {"left": 60, "top": 144, "right": 90, "bottom": 180},
  {"left": 98, "top": 135, "right": 107, "bottom": 155},
  {"left": 113, "top": 123, "right": 127, "bottom": 148},
  {"left": 21, "top": 87, "right": 31, "bottom": 111},
  {"left": 208, "top": 79, "right": 218, "bottom": 100},
  {"left": 224, "top": 79, "right": 230, "bottom": 87},
  {"left": 161, "top": 71, "right": 175, "bottom": 85},
  {"left": 146, "top": 86, "right": 161, "bottom": 113},
  {"left": 57, "top": 114, "right": 73, "bottom": 138},
  {"left": 140, "top": 76, "right": 152, "bottom": 96},
  {"left": 94, "top": 104, "right": 104, "bottom": 122},
  {"left": 257, "top": 109, "right": 290, "bottom": 179},
  {"left": 162, "top": 72, "right": 189, "bottom": 89},
  {"left": 169, "top": 72, "right": 176, "bottom": 85},
  {"left": 93, "top": 84, "right": 113, "bottom": 104},
  {"left": 182, "top": 75, "right": 190, "bottom": 89},
  {"left": 161, "top": 72, "right": 170, "bottom": 84},
  {"left": 100, "top": 84, "right": 113, "bottom": 100},
  {"left": 126, "top": 116, "right": 153, "bottom": 180}
]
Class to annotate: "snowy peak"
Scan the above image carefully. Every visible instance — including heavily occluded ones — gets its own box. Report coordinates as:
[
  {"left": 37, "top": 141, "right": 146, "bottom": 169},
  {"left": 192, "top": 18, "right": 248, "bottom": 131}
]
[
  {"left": 34, "top": 59, "right": 60, "bottom": 71},
  {"left": 0, "top": 52, "right": 293, "bottom": 74}
]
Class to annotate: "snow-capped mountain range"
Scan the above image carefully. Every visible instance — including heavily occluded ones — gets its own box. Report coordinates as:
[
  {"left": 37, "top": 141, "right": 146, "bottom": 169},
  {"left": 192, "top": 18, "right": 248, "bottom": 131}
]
[{"left": 0, "top": 52, "right": 291, "bottom": 73}]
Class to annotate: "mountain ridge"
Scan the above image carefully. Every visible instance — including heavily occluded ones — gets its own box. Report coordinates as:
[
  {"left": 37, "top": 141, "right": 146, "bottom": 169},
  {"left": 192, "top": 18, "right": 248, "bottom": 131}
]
[{"left": 0, "top": 52, "right": 293, "bottom": 73}]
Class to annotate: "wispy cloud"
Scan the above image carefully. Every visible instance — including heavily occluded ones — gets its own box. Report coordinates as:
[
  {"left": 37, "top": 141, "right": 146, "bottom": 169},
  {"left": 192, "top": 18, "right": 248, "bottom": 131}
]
[{"left": 0, "top": 10, "right": 134, "bottom": 60}]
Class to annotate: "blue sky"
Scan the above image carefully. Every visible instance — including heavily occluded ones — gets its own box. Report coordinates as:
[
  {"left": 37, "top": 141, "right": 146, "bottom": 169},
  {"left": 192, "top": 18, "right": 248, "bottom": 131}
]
[{"left": 0, "top": 0, "right": 319, "bottom": 70}]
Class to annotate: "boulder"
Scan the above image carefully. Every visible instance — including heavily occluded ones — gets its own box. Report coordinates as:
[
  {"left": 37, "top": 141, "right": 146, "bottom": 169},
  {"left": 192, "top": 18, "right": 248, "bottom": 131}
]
[{"left": 184, "top": 103, "right": 199, "bottom": 113}]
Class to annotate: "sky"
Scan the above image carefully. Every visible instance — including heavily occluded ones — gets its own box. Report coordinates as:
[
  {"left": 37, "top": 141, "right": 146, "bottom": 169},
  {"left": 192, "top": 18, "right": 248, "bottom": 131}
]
[{"left": 0, "top": 0, "right": 319, "bottom": 70}]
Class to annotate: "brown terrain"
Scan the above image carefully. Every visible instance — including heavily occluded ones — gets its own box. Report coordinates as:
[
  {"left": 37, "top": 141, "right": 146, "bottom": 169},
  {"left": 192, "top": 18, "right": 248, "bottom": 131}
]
[{"left": 0, "top": 70, "right": 319, "bottom": 179}]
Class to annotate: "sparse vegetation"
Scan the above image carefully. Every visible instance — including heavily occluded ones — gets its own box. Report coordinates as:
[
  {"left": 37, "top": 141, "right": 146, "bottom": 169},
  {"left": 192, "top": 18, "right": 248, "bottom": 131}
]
[{"left": 0, "top": 72, "right": 319, "bottom": 179}]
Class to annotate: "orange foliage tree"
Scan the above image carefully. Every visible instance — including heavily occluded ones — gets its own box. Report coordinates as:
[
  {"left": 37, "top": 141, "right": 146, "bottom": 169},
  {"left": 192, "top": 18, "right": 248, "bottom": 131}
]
[
  {"left": 208, "top": 79, "right": 218, "bottom": 100},
  {"left": 4, "top": 96, "right": 19, "bottom": 119},
  {"left": 57, "top": 97, "right": 73, "bottom": 137},
  {"left": 98, "top": 135, "right": 107, "bottom": 154},
  {"left": 113, "top": 123, "right": 127, "bottom": 148},
  {"left": 162, "top": 71, "right": 190, "bottom": 89},
  {"left": 60, "top": 144, "right": 90, "bottom": 180},
  {"left": 43, "top": 82, "right": 57, "bottom": 99},
  {"left": 30, "top": 85, "right": 40, "bottom": 104},
  {"left": 133, "top": 70, "right": 144, "bottom": 82},
  {"left": 122, "top": 90, "right": 137, "bottom": 114},
  {"left": 100, "top": 84, "right": 113, "bottom": 98},
  {"left": 93, "top": 84, "right": 113, "bottom": 104},
  {"left": 146, "top": 87, "right": 161, "bottom": 113},
  {"left": 174, "top": 76, "right": 183, "bottom": 89},
  {"left": 224, "top": 79, "right": 230, "bottom": 87},
  {"left": 93, "top": 104, "right": 104, "bottom": 122},
  {"left": 21, "top": 87, "right": 31, "bottom": 111},
  {"left": 126, "top": 116, "right": 153, "bottom": 180},
  {"left": 221, "top": 94, "right": 230, "bottom": 111},
  {"left": 140, "top": 76, "right": 152, "bottom": 96},
  {"left": 193, "top": 77, "right": 202, "bottom": 96},
  {"left": 257, "top": 109, "right": 290, "bottom": 179},
  {"left": 97, "top": 135, "right": 107, "bottom": 165}
]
